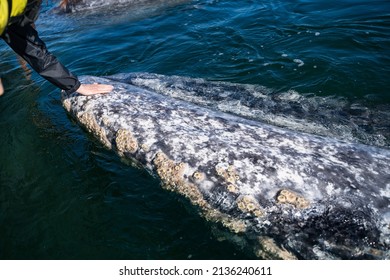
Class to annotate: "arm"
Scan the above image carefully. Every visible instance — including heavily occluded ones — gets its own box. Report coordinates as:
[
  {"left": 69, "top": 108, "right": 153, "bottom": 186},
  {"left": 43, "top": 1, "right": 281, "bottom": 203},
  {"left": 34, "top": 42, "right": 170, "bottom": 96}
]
[
  {"left": 0, "top": 78, "right": 4, "bottom": 96},
  {"left": 2, "top": 23, "right": 112, "bottom": 95}
]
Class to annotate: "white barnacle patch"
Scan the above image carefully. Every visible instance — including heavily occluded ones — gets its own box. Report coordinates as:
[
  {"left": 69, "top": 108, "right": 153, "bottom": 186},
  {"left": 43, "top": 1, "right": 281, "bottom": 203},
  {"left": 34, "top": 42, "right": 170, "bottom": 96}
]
[
  {"left": 236, "top": 195, "right": 263, "bottom": 217},
  {"left": 62, "top": 98, "right": 72, "bottom": 113},
  {"left": 215, "top": 164, "right": 242, "bottom": 193},
  {"left": 215, "top": 164, "right": 238, "bottom": 182},
  {"left": 150, "top": 151, "right": 247, "bottom": 234},
  {"left": 276, "top": 189, "right": 310, "bottom": 209},
  {"left": 256, "top": 236, "right": 297, "bottom": 260},
  {"left": 152, "top": 152, "right": 189, "bottom": 191},
  {"left": 115, "top": 129, "right": 138, "bottom": 155},
  {"left": 227, "top": 184, "right": 237, "bottom": 193},
  {"left": 78, "top": 112, "right": 112, "bottom": 149}
]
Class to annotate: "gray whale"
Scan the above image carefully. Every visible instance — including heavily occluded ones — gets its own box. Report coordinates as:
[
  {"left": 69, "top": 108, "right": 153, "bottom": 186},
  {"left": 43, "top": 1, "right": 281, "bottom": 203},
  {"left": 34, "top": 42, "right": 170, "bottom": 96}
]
[
  {"left": 62, "top": 73, "right": 390, "bottom": 259},
  {"left": 55, "top": 0, "right": 192, "bottom": 13}
]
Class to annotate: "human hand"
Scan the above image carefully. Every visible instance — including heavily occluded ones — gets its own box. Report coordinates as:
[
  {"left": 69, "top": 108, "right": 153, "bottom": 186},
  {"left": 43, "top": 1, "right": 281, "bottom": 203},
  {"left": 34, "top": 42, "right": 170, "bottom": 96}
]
[
  {"left": 0, "top": 78, "right": 4, "bottom": 96},
  {"left": 76, "top": 83, "right": 114, "bottom": 96}
]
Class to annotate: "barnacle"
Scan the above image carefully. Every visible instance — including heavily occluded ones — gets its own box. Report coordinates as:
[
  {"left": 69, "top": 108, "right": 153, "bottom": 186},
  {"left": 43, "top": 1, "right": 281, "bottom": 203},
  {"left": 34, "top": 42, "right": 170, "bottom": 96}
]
[
  {"left": 227, "top": 184, "right": 237, "bottom": 193},
  {"left": 277, "top": 194, "right": 287, "bottom": 203},
  {"left": 140, "top": 143, "right": 149, "bottom": 151},
  {"left": 192, "top": 171, "right": 205, "bottom": 181},
  {"left": 152, "top": 152, "right": 188, "bottom": 191},
  {"left": 253, "top": 210, "right": 263, "bottom": 217},
  {"left": 216, "top": 167, "right": 224, "bottom": 176},
  {"left": 215, "top": 165, "right": 241, "bottom": 194},
  {"left": 296, "top": 197, "right": 310, "bottom": 208},
  {"left": 256, "top": 237, "right": 297, "bottom": 260},
  {"left": 115, "top": 129, "right": 138, "bottom": 154},
  {"left": 153, "top": 152, "right": 165, "bottom": 165},
  {"left": 237, "top": 195, "right": 263, "bottom": 217},
  {"left": 276, "top": 189, "right": 310, "bottom": 209},
  {"left": 221, "top": 219, "right": 247, "bottom": 234},
  {"left": 62, "top": 98, "right": 71, "bottom": 113},
  {"left": 79, "top": 112, "right": 111, "bottom": 149},
  {"left": 151, "top": 154, "right": 246, "bottom": 234}
]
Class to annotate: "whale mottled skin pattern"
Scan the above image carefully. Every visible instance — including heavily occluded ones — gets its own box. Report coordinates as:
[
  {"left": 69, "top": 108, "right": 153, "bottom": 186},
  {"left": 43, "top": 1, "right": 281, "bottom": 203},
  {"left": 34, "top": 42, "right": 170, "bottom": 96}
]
[
  {"left": 62, "top": 73, "right": 390, "bottom": 259},
  {"left": 55, "top": 0, "right": 192, "bottom": 13},
  {"left": 114, "top": 72, "right": 390, "bottom": 148}
]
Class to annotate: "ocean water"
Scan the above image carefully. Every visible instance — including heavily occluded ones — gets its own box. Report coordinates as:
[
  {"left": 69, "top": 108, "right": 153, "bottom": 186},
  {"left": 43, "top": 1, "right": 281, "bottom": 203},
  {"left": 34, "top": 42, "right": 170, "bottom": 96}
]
[{"left": 0, "top": 0, "right": 389, "bottom": 259}]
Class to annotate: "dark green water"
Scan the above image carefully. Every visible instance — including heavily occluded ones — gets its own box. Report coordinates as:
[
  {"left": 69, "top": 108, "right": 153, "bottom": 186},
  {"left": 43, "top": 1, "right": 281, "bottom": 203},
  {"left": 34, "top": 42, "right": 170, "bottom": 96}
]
[{"left": 0, "top": 0, "right": 389, "bottom": 259}]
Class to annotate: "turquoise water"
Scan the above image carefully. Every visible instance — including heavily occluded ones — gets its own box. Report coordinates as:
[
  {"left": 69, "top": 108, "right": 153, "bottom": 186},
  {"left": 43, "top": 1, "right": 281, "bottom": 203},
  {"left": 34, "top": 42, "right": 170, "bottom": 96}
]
[{"left": 0, "top": 0, "right": 389, "bottom": 259}]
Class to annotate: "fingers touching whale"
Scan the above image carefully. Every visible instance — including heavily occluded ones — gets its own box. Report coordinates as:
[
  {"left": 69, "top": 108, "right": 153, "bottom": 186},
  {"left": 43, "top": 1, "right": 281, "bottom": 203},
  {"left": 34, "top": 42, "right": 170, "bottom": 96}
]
[{"left": 61, "top": 73, "right": 390, "bottom": 259}]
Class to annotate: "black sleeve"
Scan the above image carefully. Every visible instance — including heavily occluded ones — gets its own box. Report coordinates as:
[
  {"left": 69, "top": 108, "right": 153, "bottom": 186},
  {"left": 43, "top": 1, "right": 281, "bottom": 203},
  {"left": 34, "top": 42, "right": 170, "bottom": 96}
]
[{"left": 1, "top": 23, "right": 81, "bottom": 94}]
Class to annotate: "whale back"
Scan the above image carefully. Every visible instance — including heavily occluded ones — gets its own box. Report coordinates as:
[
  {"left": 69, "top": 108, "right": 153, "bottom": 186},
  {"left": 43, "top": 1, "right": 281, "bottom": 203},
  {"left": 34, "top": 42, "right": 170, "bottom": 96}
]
[{"left": 62, "top": 74, "right": 390, "bottom": 259}]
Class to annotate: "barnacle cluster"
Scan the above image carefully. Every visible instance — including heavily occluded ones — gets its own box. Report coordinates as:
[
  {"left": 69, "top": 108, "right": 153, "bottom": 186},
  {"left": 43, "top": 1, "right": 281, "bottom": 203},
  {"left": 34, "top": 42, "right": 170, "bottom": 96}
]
[
  {"left": 62, "top": 98, "right": 71, "bottom": 113},
  {"left": 208, "top": 211, "right": 247, "bottom": 234},
  {"left": 152, "top": 152, "right": 247, "bottom": 233},
  {"left": 256, "top": 237, "right": 297, "bottom": 260},
  {"left": 276, "top": 189, "right": 310, "bottom": 209},
  {"left": 237, "top": 195, "right": 263, "bottom": 217},
  {"left": 79, "top": 112, "right": 111, "bottom": 149},
  {"left": 65, "top": 95, "right": 255, "bottom": 241},
  {"left": 153, "top": 152, "right": 187, "bottom": 191},
  {"left": 216, "top": 165, "right": 240, "bottom": 193},
  {"left": 115, "top": 129, "right": 138, "bottom": 155}
]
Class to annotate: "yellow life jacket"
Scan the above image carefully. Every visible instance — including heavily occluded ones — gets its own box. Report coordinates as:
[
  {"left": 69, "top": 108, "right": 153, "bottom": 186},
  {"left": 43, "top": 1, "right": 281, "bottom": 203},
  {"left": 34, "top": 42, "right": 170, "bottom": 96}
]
[{"left": 1, "top": 0, "right": 28, "bottom": 35}]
